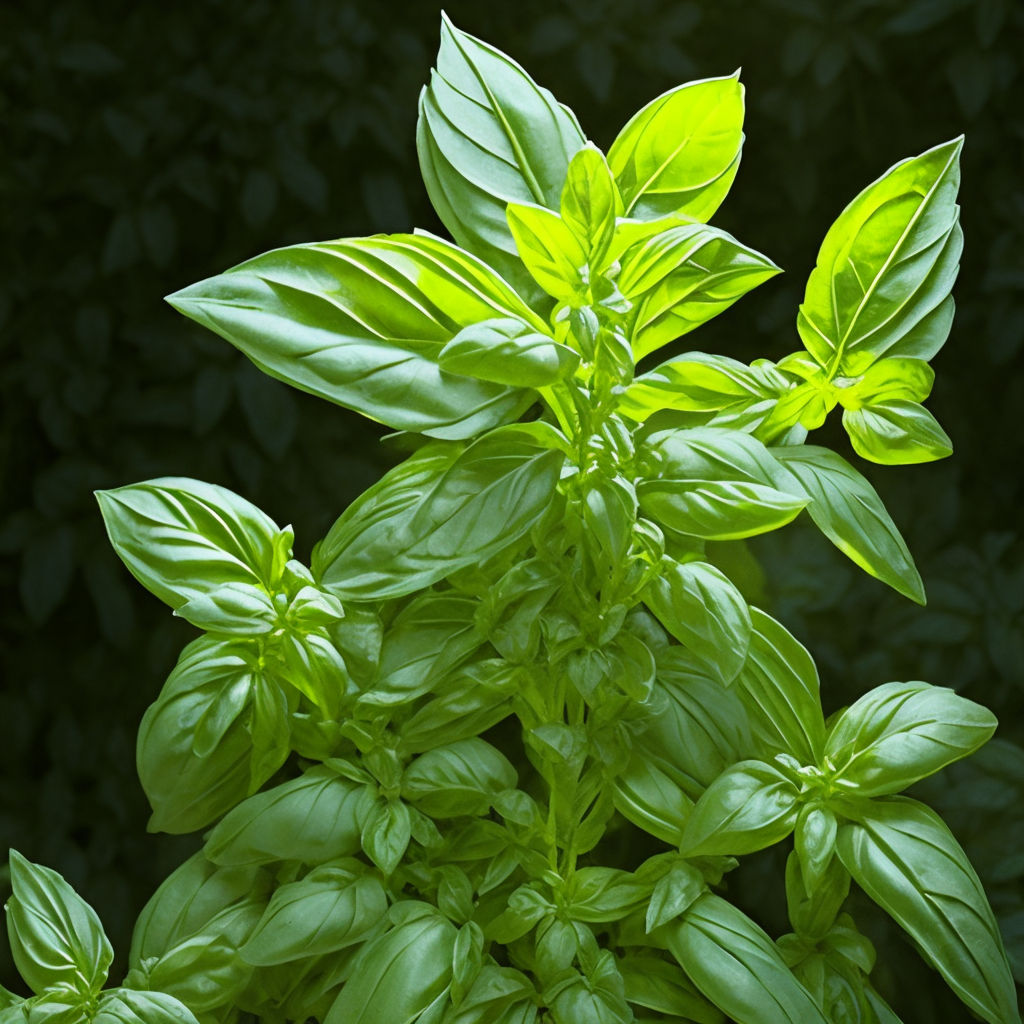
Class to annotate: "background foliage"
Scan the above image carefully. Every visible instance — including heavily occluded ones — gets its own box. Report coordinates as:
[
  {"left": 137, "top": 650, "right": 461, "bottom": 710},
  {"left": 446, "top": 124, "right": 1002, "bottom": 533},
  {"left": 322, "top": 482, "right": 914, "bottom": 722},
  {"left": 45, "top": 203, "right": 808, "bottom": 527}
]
[{"left": 1, "top": 0, "right": 1021, "bottom": 1020}]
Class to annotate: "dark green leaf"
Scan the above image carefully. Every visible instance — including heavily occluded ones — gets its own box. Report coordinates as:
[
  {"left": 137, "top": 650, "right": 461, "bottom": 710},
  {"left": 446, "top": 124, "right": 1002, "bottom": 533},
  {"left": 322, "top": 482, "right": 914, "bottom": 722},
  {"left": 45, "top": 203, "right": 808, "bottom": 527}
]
[
  {"left": 643, "top": 559, "right": 751, "bottom": 684},
  {"left": 836, "top": 798, "right": 1018, "bottom": 1024},
  {"left": 681, "top": 761, "right": 801, "bottom": 856},
  {"left": 95, "top": 478, "right": 288, "bottom": 610},
  {"left": 825, "top": 680, "right": 997, "bottom": 796},
  {"left": 316, "top": 424, "right": 564, "bottom": 600},
  {"left": 770, "top": 446, "right": 924, "bottom": 603},
  {"left": 5, "top": 852, "right": 113, "bottom": 997},
  {"left": 666, "top": 893, "right": 828, "bottom": 1024}
]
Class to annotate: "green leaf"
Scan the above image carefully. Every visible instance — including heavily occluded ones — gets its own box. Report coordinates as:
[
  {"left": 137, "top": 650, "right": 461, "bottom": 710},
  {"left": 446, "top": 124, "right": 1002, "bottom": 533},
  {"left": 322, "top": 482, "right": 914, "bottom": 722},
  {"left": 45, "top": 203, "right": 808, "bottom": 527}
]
[
  {"left": 361, "top": 799, "right": 413, "bottom": 875},
  {"left": 619, "top": 954, "right": 725, "bottom": 1023},
  {"left": 611, "top": 756, "right": 693, "bottom": 846},
  {"left": 402, "top": 738, "right": 517, "bottom": 818},
  {"left": 620, "top": 352, "right": 789, "bottom": 422},
  {"left": 416, "top": 14, "right": 585, "bottom": 303},
  {"left": 5, "top": 852, "right": 113, "bottom": 997},
  {"left": 647, "top": 649, "right": 752, "bottom": 799},
  {"left": 681, "top": 760, "right": 801, "bottom": 857},
  {"left": 797, "top": 138, "right": 963, "bottom": 375},
  {"left": 324, "top": 904, "right": 457, "bottom": 1024},
  {"left": 567, "top": 868, "right": 651, "bottom": 924},
  {"left": 836, "top": 798, "right": 1018, "bottom": 1024},
  {"left": 646, "top": 863, "right": 705, "bottom": 932},
  {"left": 842, "top": 399, "right": 953, "bottom": 465},
  {"left": 506, "top": 202, "right": 587, "bottom": 304},
  {"left": 793, "top": 804, "right": 839, "bottom": 894},
  {"left": 167, "top": 233, "right": 545, "bottom": 438},
  {"left": 136, "top": 636, "right": 291, "bottom": 833},
  {"left": 364, "top": 592, "right": 481, "bottom": 708},
  {"left": 205, "top": 765, "right": 366, "bottom": 866},
  {"left": 731, "top": 608, "right": 826, "bottom": 764},
  {"left": 770, "top": 446, "right": 924, "bottom": 603},
  {"left": 92, "top": 990, "right": 199, "bottom": 1024},
  {"left": 638, "top": 478, "right": 807, "bottom": 542},
  {"left": 315, "top": 424, "right": 564, "bottom": 600},
  {"left": 665, "top": 893, "right": 828, "bottom": 1024},
  {"left": 560, "top": 143, "right": 621, "bottom": 268},
  {"left": 438, "top": 318, "right": 579, "bottom": 387},
  {"left": 825, "top": 681, "right": 997, "bottom": 797},
  {"left": 582, "top": 475, "right": 638, "bottom": 567},
  {"left": 785, "top": 852, "right": 851, "bottom": 941},
  {"left": 444, "top": 966, "right": 536, "bottom": 1024},
  {"left": 643, "top": 560, "right": 751, "bottom": 684},
  {"left": 173, "top": 581, "right": 278, "bottom": 635},
  {"left": 129, "top": 853, "right": 266, "bottom": 964},
  {"left": 95, "top": 478, "right": 288, "bottom": 611},
  {"left": 618, "top": 223, "right": 780, "bottom": 359},
  {"left": 837, "top": 357, "right": 935, "bottom": 406},
  {"left": 608, "top": 73, "right": 744, "bottom": 222},
  {"left": 546, "top": 954, "right": 632, "bottom": 1024}
]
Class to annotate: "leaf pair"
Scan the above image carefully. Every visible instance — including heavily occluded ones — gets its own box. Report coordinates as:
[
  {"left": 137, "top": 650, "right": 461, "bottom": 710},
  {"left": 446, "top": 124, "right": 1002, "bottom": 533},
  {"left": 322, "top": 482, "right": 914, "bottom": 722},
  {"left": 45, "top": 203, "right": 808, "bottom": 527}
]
[{"left": 2, "top": 852, "right": 200, "bottom": 1024}]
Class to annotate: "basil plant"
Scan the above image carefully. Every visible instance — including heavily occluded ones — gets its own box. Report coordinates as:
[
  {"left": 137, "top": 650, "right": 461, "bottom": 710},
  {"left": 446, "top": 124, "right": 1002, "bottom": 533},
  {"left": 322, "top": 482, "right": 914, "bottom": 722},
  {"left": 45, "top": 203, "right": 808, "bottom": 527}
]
[{"left": 5, "top": 15, "right": 1019, "bottom": 1024}]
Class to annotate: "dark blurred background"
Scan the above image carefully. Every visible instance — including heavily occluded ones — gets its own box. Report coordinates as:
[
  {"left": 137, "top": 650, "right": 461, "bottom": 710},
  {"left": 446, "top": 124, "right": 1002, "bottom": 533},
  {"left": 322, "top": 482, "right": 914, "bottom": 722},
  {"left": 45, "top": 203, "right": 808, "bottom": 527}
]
[{"left": 1, "top": 1, "right": 1021, "bottom": 1019}]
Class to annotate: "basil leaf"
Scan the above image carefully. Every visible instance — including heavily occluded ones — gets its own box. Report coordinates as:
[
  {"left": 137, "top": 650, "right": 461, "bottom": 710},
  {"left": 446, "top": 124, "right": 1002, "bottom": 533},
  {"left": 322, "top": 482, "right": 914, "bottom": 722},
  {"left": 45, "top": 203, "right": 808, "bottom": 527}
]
[
  {"left": 836, "top": 798, "right": 1018, "bottom": 1024},
  {"left": 546, "top": 955, "right": 631, "bottom": 1024},
  {"left": 506, "top": 202, "right": 587, "bottom": 304},
  {"left": 681, "top": 760, "right": 801, "bottom": 857},
  {"left": 398, "top": 660, "right": 519, "bottom": 754},
  {"left": 444, "top": 965, "right": 537, "bottom": 1024},
  {"left": 316, "top": 424, "right": 564, "bottom": 600},
  {"left": 619, "top": 954, "right": 725, "bottom": 1023},
  {"left": 136, "top": 636, "right": 291, "bottom": 833},
  {"left": 173, "top": 581, "right": 278, "bottom": 636},
  {"left": 648, "top": 649, "right": 752, "bottom": 799},
  {"left": 841, "top": 357, "right": 935, "bottom": 405},
  {"left": 793, "top": 804, "right": 840, "bottom": 895},
  {"left": 5, "top": 852, "right": 113, "bottom": 997},
  {"left": 643, "top": 559, "right": 751, "bottom": 684},
  {"left": 825, "top": 680, "right": 997, "bottom": 796},
  {"left": 666, "top": 893, "right": 828, "bottom": 1024},
  {"left": 731, "top": 608, "right": 826, "bottom": 764},
  {"left": 241, "top": 870, "right": 386, "bottom": 966},
  {"left": 360, "top": 799, "right": 413, "bottom": 876},
  {"left": 618, "top": 223, "right": 780, "bottom": 359},
  {"left": 798, "top": 137, "right": 963, "bottom": 375},
  {"left": 646, "top": 863, "right": 705, "bottom": 932},
  {"left": 566, "top": 868, "right": 651, "bottom": 924},
  {"left": 638, "top": 477, "right": 807, "bottom": 542},
  {"left": 438, "top": 318, "right": 579, "bottom": 387},
  {"left": 608, "top": 73, "right": 744, "bottom": 222},
  {"left": 92, "top": 990, "right": 199, "bottom": 1024},
  {"left": 416, "top": 14, "right": 585, "bottom": 304},
  {"left": 129, "top": 853, "right": 266, "bottom": 963},
  {"left": 402, "top": 738, "right": 517, "bottom": 818},
  {"left": 365, "top": 592, "right": 482, "bottom": 707},
  {"left": 621, "top": 352, "right": 788, "bottom": 422},
  {"left": 95, "top": 478, "right": 288, "bottom": 610},
  {"left": 205, "top": 764, "right": 366, "bottom": 866},
  {"left": 167, "top": 233, "right": 544, "bottom": 438},
  {"left": 611, "top": 756, "right": 694, "bottom": 846},
  {"left": 560, "top": 143, "right": 621, "bottom": 268},
  {"left": 785, "top": 852, "right": 851, "bottom": 942},
  {"left": 843, "top": 399, "right": 953, "bottom": 465},
  {"left": 324, "top": 904, "right": 457, "bottom": 1024},
  {"left": 770, "top": 445, "right": 924, "bottom": 604}
]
